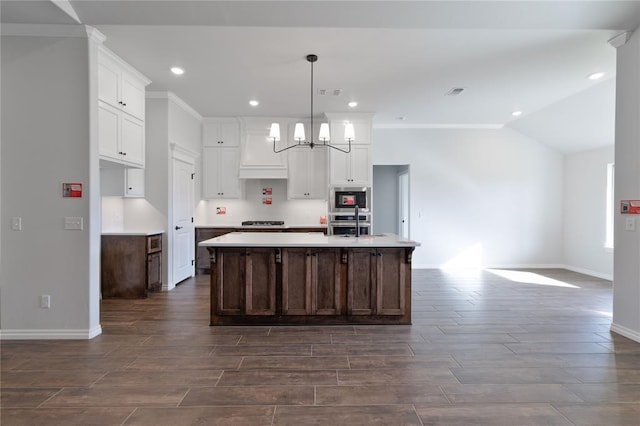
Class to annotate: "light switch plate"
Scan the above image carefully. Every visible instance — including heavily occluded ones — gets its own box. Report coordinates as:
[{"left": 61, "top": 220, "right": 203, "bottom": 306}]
[
  {"left": 64, "top": 217, "right": 83, "bottom": 230},
  {"left": 11, "top": 217, "right": 22, "bottom": 231},
  {"left": 625, "top": 217, "right": 636, "bottom": 231}
]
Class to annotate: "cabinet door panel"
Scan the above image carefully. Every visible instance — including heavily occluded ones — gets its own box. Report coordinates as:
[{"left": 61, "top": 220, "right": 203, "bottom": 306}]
[
  {"left": 350, "top": 145, "right": 371, "bottom": 185},
  {"left": 219, "top": 122, "right": 240, "bottom": 146},
  {"left": 98, "top": 61, "right": 119, "bottom": 107},
  {"left": 287, "top": 148, "right": 309, "bottom": 199},
  {"left": 376, "top": 248, "right": 406, "bottom": 315},
  {"left": 347, "top": 249, "right": 376, "bottom": 315},
  {"left": 218, "top": 148, "right": 241, "bottom": 198},
  {"left": 121, "top": 73, "right": 145, "bottom": 120},
  {"left": 202, "top": 148, "right": 220, "bottom": 199},
  {"left": 245, "top": 249, "right": 276, "bottom": 315},
  {"left": 121, "top": 115, "right": 145, "bottom": 166},
  {"left": 308, "top": 148, "right": 327, "bottom": 199},
  {"left": 314, "top": 249, "right": 342, "bottom": 315},
  {"left": 329, "top": 146, "right": 351, "bottom": 185},
  {"left": 98, "top": 103, "right": 120, "bottom": 160},
  {"left": 218, "top": 249, "right": 245, "bottom": 315},
  {"left": 147, "top": 251, "right": 162, "bottom": 292},
  {"left": 282, "top": 249, "right": 312, "bottom": 315}
]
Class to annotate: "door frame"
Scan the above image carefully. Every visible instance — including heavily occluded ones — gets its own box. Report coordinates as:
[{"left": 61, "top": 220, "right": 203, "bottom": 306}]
[{"left": 397, "top": 169, "right": 410, "bottom": 239}]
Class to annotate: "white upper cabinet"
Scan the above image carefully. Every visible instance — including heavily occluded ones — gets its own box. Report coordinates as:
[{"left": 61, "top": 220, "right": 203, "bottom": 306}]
[
  {"left": 100, "top": 168, "right": 145, "bottom": 198},
  {"left": 288, "top": 147, "right": 327, "bottom": 199},
  {"left": 203, "top": 119, "right": 240, "bottom": 147},
  {"left": 98, "top": 51, "right": 147, "bottom": 121},
  {"left": 325, "top": 113, "right": 373, "bottom": 186},
  {"left": 329, "top": 144, "right": 371, "bottom": 186},
  {"left": 97, "top": 47, "right": 150, "bottom": 167},
  {"left": 202, "top": 147, "right": 242, "bottom": 199}
]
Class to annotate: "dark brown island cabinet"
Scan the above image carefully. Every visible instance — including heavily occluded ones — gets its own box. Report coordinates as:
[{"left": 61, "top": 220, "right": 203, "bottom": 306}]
[
  {"left": 194, "top": 226, "right": 328, "bottom": 274},
  {"left": 199, "top": 233, "right": 419, "bottom": 325},
  {"left": 101, "top": 232, "right": 163, "bottom": 298}
]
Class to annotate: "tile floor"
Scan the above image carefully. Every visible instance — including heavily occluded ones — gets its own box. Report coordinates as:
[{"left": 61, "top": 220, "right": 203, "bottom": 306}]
[{"left": 2, "top": 269, "right": 640, "bottom": 425}]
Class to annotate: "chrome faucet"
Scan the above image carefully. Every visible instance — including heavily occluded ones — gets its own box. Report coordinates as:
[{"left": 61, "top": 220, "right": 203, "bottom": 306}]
[{"left": 355, "top": 205, "right": 360, "bottom": 237}]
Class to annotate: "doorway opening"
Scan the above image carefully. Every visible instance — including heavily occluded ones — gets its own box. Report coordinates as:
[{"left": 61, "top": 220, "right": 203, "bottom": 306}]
[{"left": 372, "top": 165, "right": 410, "bottom": 237}]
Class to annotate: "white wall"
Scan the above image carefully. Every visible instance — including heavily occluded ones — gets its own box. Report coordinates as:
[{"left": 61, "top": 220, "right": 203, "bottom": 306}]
[
  {"left": 563, "top": 146, "right": 614, "bottom": 279},
  {"left": 612, "top": 29, "right": 640, "bottom": 342},
  {"left": 1, "top": 33, "right": 100, "bottom": 338},
  {"left": 373, "top": 127, "right": 564, "bottom": 269},
  {"left": 196, "top": 179, "right": 327, "bottom": 226}
]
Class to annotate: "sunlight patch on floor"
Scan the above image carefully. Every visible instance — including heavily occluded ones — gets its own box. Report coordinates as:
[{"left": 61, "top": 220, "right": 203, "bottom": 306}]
[{"left": 486, "top": 269, "right": 580, "bottom": 288}]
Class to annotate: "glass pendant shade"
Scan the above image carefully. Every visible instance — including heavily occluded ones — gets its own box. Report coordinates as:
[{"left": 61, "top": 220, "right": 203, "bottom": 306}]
[
  {"left": 269, "top": 123, "right": 280, "bottom": 141},
  {"left": 319, "top": 123, "right": 330, "bottom": 142},
  {"left": 344, "top": 122, "right": 355, "bottom": 142},
  {"left": 294, "top": 122, "right": 306, "bottom": 142}
]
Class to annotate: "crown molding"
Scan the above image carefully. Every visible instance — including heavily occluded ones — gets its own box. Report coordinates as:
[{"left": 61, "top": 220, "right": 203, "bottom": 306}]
[
  {"left": 147, "top": 91, "right": 203, "bottom": 121},
  {"left": 1, "top": 23, "right": 91, "bottom": 38},
  {"left": 608, "top": 31, "right": 634, "bottom": 49},
  {"left": 373, "top": 123, "right": 504, "bottom": 130}
]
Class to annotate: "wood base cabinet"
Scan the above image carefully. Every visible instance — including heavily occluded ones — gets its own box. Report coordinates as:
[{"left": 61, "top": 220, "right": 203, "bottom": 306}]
[
  {"left": 208, "top": 246, "right": 412, "bottom": 325},
  {"left": 212, "top": 248, "right": 276, "bottom": 317},
  {"left": 101, "top": 233, "right": 163, "bottom": 298},
  {"left": 281, "top": 248, "right": 342, "bottom": 315}
]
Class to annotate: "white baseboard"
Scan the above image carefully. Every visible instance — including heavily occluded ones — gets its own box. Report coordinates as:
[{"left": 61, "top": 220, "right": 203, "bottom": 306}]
[
  {"left": 0, "top": 325, "right": 102, "bottom": 340},
  {"left": 611, "top": 323, "right": 640, "bottom": 343},
  {"left": 562, "top": 264, "right": 613, "bottom": 281}
]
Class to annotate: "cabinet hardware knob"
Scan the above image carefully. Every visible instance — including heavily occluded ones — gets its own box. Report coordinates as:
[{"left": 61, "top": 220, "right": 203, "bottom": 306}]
[{"left": 175, "top": 226, "right": 183, "bottom": 230}]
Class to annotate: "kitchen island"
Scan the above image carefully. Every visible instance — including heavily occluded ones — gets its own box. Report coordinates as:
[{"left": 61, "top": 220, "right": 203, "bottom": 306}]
[{"left": 199, "top": 232, "right": 420, "bottom": 325}]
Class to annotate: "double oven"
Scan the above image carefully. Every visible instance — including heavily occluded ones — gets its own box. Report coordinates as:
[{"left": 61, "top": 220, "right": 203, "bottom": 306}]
[{"left": 328, "top": 187, "right": 371, "bottom": 236}]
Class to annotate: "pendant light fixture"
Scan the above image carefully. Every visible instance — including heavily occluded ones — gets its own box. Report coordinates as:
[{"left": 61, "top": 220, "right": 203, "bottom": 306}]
[{"left": 271, "top": 54, "right": 354, "bottom": 154}]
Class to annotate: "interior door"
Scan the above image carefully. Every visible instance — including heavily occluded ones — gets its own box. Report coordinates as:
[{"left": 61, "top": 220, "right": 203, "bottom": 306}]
[
  {"left": 398, "top": 171, "right": 409, "bottom": 239},
  {"left": 172, "top": 158, "right": 194, "bottom": 284}
]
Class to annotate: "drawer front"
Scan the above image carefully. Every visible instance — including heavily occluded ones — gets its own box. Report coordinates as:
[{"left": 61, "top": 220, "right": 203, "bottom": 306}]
[{"left": 146, "top": 234, "right": 162, "bottom": 254}]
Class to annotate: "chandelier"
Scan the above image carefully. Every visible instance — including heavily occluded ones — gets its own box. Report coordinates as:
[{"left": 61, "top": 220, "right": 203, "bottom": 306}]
[{"left": 271, "top": 54, "right": 354, "bottom": 154}]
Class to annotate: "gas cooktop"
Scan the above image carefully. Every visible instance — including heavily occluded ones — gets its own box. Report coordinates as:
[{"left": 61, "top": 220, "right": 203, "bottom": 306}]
[{"left": 241, "top": 220, "right": 285, "bottom": 227}]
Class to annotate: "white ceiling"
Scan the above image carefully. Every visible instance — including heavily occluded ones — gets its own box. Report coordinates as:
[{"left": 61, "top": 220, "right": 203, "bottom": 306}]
[{"left": 3, "top": 1, "right": 639, "bottom": 153}]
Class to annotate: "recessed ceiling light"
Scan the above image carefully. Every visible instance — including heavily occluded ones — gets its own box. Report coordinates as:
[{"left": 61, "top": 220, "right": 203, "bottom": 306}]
[
  {"left": 588, "top": 72, "right": 605, "bottom": 80},
  {"left": 348, "top": 101, "right": 358, "bottom": 108},
  {"left": 512, "top": 110, "right": 523, "bottom": 117},
  {"left": 170, "top": 67, "right": 184, "bottom": 75},
  {"left": 249, "top": 100, "right": 259, "bottom": 107}
]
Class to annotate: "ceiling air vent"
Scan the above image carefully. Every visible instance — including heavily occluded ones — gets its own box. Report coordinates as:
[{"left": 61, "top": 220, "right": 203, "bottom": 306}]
[
  {"left": 317, "top": 89, "right": 343, "bottom": 96},
  {"left": 445, "top": 87, "right": 465, "bottom": 96}
]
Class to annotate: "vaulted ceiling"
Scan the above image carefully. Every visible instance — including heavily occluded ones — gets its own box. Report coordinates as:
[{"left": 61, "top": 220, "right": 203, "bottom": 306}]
[{"left": 3, "top": 1, "right": 639, "bottom": 153}]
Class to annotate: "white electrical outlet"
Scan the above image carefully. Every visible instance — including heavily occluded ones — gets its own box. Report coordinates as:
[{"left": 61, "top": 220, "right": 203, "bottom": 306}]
[
  {"left": 11, "top": 217, "right": 22, "bottom": 231},
  {"left": 64, "top": 217, "right": 83, "bottom": 230},
  {"left": 625, "top": 217, "right": 636, "bottom": 232},
  {"left": 40, "top": 295, "right": 51, "bottom": 309}
]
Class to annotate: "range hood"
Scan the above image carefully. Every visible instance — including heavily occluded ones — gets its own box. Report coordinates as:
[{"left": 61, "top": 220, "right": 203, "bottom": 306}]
[{"left": 238, "top": 118, "right": 288, "bottom": 179}]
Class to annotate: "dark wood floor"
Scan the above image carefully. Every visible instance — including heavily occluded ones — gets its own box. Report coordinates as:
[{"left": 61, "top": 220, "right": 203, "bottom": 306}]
[{"left": 2, "top": 269, "right": 640, "bottom": 425}]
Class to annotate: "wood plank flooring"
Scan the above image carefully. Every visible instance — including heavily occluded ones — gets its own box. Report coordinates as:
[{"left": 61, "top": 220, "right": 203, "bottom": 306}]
[{"left": 2, "top": 269, "right": 640, "bottom": 425}]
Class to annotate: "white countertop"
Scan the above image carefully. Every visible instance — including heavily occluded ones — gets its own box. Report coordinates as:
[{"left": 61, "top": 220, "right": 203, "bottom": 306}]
[
  {"left": 102, "top": 230, "right": 164, "bottom": 236},
  {"left": 199, "top": 232, "right": 420, "bottom": 248},
  {"left": 196, "top": 225, "right": 327, "bottom": 229}
]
